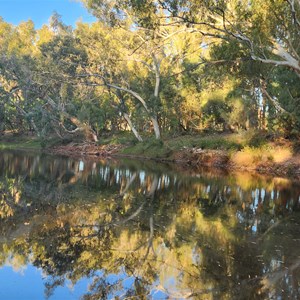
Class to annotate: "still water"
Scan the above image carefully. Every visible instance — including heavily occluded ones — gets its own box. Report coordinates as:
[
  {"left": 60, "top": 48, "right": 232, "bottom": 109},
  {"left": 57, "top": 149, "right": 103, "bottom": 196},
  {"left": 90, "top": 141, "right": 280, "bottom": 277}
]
[{"left": 0, "top": 150, "right": 299, "bottom": 300}]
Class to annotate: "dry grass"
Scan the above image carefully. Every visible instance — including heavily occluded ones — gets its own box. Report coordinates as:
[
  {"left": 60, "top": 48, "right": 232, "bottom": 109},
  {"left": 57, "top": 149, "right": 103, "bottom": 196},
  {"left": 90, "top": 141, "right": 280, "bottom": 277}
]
[
  {"left": 232, "top": 144, "right": 293, "bottom": 168},
  {"left": 272, "top": 147, "right": 292, "bottom": 163}
]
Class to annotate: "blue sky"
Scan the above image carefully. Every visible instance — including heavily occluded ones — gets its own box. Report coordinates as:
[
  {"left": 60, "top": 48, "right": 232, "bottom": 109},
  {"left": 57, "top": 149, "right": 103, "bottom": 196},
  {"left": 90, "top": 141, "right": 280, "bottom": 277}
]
[{"left": 0, "top": 0, "right": 97, "bottom": 28}]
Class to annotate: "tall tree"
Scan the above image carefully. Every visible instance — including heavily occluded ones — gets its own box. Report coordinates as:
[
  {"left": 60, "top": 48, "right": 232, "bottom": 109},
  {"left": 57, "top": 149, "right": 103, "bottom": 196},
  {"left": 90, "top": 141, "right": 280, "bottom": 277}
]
[{"left": 82, "top": 0, "right": 300, "bottom": 119}]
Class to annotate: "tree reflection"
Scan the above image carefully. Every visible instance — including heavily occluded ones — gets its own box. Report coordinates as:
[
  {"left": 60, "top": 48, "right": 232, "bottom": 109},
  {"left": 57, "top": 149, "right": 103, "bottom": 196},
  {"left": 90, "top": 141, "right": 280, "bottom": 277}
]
[
  {"left": 0, "top": 177, "right": 23, "bottom": 218},
  {"left": 0, "top": 151, "right": 299, "bottom": 299}
]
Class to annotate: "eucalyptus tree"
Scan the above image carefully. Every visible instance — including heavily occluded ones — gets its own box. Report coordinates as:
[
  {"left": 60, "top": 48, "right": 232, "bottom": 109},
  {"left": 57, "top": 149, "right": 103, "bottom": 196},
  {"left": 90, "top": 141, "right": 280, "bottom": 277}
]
[
  {"left": 76, "top": 21, "right": 166, "bottom": 139},
  {"left": 0, "top": 15, "right": 99, "bottom": 141},
  {"left": 77, "top": 22, "right": 192, "bottom": 141},
  {"left": 75, "top": 22, "right": 146, "bottom": 141},
  {"left": 80, "top": 1, "right": 210, "bottom": 139},
  {"left": 37, "top": 25, "right": 99, "bottom": 141},
  {"left": 166, "top": 0, "right": 300, "bottom": 125},
  {"left": 82, "top": 0, "right": 300, "bottom": 132},
  {"left": 0, "top": 19, "right": 42, "bottom": 134},
  {"left": 82, "top": 0, "right": 300, "bottom": 78},
  {"left": 184, "top": 0, "right": 300, "bottom": 131}
]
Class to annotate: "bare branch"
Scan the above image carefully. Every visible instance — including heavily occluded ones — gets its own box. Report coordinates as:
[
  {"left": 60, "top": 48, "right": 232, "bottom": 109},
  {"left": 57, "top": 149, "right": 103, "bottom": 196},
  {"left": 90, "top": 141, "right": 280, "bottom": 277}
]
[
  {"left": 286, "top": 0, "right": 300, "bottom": 28},
  {"left": 261, "top": 86, "right": 289, "bottom": 114}
]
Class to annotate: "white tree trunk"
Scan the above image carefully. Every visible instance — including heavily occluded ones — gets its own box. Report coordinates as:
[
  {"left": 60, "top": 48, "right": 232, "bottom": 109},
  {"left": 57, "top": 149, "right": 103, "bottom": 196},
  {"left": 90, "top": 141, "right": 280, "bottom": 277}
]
[
  {"left": 46, "top": 97, "right": 98, "bottom": 142},
  {"left": 152, "top": 54, "right": 161, "bottom": 139},
  {"left": 105, "top": 84, "right": 161, "bottom": 139},
  {"left": 123, "top": 112, "right": 143, "bottom": 142},
  {"left": 151, "top": 116, "right": 161, "bottom": 139},
  {"left": 30, "top": 119, "right": 41, "bottom": 137}
]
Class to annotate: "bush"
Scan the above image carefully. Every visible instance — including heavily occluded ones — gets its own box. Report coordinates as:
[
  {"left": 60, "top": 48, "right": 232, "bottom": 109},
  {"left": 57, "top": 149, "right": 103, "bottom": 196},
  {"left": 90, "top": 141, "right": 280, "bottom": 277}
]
[
  {"left": 122, "top": 138, "right": 170, "bottom": 158},
  {"left": 248, "top": 132, "right": 268, "bottom": 148},
  {"left": 195, "top": 136, "right": 242, "bottom": 150},
  {"left": 99, "top": 132, "right": 138, "bottom": 145}
]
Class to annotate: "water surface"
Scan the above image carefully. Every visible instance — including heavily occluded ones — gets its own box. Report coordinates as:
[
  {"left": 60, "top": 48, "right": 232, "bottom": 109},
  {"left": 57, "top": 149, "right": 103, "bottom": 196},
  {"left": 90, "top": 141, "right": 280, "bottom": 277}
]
[{"left": 0, "top": 150, "right": 299, "bottom": 299}]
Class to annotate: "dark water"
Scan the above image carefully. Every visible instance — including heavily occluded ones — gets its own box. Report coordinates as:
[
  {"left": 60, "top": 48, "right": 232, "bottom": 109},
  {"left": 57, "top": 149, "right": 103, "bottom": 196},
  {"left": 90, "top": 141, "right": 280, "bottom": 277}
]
[{"left": 0, "top": 150, "right": 300, "bottom": 300}]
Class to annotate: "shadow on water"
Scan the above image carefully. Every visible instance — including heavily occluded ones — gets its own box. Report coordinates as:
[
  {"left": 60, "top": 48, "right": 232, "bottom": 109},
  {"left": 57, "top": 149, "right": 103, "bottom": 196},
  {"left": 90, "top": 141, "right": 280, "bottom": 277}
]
[{"left": 0, "top": 150, "right": 300, "bottom": 299}]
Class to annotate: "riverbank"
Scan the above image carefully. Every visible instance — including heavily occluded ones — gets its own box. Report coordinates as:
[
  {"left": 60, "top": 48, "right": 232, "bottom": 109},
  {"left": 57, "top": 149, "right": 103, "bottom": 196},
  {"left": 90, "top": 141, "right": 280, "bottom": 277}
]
[
  {"left": 2, "top": 132, "right": 300, "bottom": 179},
  {"left": 54, "top": 146, "right": 300, "bottom": 178},
  {"left": 46, "top": 133, "right": 300, "bottom": 179},
  {"left": 0, "top": 135, "right": 42, "bottom": 150}
]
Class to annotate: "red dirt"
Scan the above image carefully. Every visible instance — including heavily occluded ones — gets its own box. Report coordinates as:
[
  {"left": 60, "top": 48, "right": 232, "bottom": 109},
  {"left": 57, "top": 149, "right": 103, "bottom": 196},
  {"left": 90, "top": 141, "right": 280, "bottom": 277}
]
[{"left": 48, "top": 143, "right": 124, "bottom": 158}]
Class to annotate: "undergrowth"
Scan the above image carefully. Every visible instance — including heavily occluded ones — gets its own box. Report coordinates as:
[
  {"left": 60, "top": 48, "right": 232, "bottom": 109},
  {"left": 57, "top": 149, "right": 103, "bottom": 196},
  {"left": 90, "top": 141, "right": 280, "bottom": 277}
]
[{"left": 121, "top": 138, "right": 172, "bottom": 158}]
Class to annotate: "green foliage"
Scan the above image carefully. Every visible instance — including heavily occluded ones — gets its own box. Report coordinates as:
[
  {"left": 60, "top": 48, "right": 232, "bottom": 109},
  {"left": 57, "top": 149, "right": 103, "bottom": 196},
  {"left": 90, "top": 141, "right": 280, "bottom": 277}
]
[
  {"left": 99, "top": 132, "right": 138, "bottom": 145},
  {"left": 248, "top": 132, "right": 269, "bottom": 148},
  {"left": 0, "top": 136, "right": 42, "bottom": 150},
  {"left": 166, "top": 134, "right": 243, "bottom": 151},
  {"left": 194, "top": 137, "right": 242, "bottom": 151},
  {"left": 122, "top": 138, "right": 170, "bottom": 158},
  {"left": 1, "top": 0, "right": 300, "bottom": 145},
  {"left": 119, "top": 133, "right": 243, "bottom": 160},
  {"left": 202, "top": 99, "right": 231, "bottom": 130}
]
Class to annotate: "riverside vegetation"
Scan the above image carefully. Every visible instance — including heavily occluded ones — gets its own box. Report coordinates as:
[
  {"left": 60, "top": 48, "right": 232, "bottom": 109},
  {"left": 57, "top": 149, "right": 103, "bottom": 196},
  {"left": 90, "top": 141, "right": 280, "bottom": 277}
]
[
  {"left": 1, "top": 0, "right": 300, "bottom": 176},
  {"left": 1, "top": 130, "right": 300, "bottom": 178},
  {"left": 1, "top": 2, "right": 300, "bottom": 297}
]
